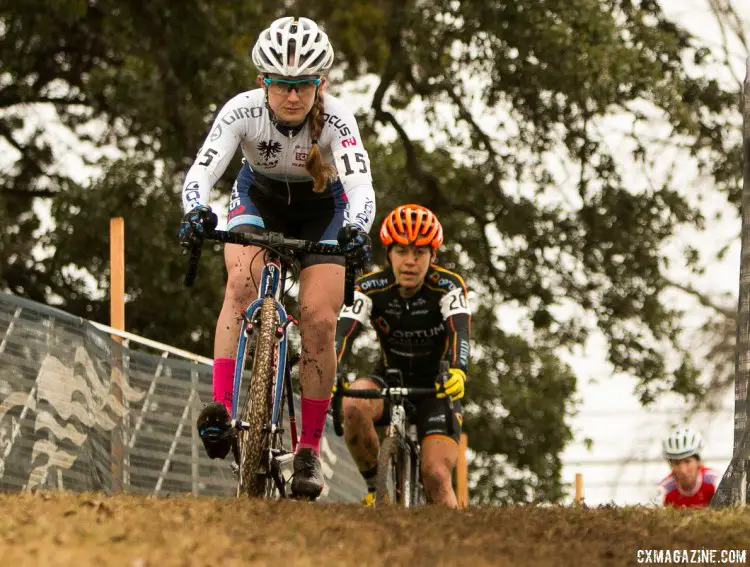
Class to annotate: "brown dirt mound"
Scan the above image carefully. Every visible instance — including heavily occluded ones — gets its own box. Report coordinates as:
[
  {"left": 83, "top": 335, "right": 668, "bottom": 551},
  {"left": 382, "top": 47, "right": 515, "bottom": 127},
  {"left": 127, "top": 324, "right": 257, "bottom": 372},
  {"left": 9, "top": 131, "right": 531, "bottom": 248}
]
[{"left": 0, "top": 492, "right": 748, "bottom": 566}]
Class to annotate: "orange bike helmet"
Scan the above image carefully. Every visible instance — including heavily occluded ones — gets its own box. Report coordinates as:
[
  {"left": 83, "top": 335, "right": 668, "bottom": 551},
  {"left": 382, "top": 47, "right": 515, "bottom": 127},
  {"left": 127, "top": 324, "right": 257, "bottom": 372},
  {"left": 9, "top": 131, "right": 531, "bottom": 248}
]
[{"left": 379, "top": 204, "right": 443, "bottom": 249}]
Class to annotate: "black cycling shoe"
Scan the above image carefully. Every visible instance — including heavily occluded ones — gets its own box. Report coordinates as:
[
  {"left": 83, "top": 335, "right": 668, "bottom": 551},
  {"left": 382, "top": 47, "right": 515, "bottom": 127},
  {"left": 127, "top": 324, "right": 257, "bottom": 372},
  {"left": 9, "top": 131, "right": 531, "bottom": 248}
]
[
  {"left": 196, "top": 402, "right": 233, "bottom": 460},
  {"left": 290, "top": 448, "right": 325, "bottom": 499}
]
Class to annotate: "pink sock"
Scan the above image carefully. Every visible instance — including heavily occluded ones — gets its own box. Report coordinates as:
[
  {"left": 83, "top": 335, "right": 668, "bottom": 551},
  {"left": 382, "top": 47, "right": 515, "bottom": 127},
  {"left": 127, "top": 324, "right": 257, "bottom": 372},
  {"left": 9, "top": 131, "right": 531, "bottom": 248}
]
[
  {"left": 299, "top": 397, "right": 331, "bottom": 456},
  {"left": 212, "top": 358, "right": 236, "bottom": 412}
]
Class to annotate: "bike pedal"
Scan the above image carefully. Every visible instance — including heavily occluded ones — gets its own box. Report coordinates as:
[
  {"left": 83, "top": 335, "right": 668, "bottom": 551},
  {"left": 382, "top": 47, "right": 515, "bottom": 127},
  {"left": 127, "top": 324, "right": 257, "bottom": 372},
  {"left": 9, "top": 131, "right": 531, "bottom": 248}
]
[
  {"left": 271, "top": 452, "right": 295, "bottom": 483},
  {"left": 271, "top": 451, "right": 295, "bottom": 465}
]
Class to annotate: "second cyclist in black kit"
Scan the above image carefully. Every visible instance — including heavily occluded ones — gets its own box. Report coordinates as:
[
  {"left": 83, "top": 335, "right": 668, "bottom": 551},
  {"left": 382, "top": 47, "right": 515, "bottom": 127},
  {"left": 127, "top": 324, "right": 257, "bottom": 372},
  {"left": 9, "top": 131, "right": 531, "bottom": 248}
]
[{"left": 335, "top": 204, "right": 471, "bottom": 508}]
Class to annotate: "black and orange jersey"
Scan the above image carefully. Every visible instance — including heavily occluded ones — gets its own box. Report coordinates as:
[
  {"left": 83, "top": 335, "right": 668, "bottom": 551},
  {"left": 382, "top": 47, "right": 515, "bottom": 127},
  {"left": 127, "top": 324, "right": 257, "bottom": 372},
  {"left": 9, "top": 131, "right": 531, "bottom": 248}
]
[{"left": 335, "top": 264, "right": 471, "bottom": 386}]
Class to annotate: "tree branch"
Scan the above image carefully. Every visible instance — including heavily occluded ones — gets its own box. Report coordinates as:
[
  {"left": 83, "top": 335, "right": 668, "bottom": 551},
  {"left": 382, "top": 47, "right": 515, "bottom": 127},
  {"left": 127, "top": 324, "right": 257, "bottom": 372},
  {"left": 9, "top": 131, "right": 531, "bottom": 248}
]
[
  {"left": 0, "top": 121, "right": 26, "bottom": 154},
  {"left": 450, "top": 202, "right": 503, "bottom": 296},
  {"left": 0, "top": 187, "right": 58, "bottom": 198},
  {"left": 725, "top": 1, "right": 749, "bottom": 53},
  {"left": 0, "top": 122, "right": 48, "bottom": 179},
  {"left": 369, "top": 4, "right": 442, "bottom": 210},
  {"left": 372, "top": 26, "right": 511, "bottom": 294},
  {"left": 444, "top": 87, "right": 500, "bottom": 163},
  {"left": 706, "top": 0, "right": 745, "bottom": 91},
  {"left": 0, "top": 95, "right": 88, "bottom": 111},
  {"left": 666, "top": 277, "right": 734, "bottom": 318}
]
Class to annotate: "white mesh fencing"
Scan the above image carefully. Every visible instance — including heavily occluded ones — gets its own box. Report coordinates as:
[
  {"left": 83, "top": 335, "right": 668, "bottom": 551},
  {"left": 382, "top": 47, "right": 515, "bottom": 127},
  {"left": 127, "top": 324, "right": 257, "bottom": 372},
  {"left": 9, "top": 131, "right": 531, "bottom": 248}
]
[{"left": 0, "top": 291, "right": 365, "bottom": 501}]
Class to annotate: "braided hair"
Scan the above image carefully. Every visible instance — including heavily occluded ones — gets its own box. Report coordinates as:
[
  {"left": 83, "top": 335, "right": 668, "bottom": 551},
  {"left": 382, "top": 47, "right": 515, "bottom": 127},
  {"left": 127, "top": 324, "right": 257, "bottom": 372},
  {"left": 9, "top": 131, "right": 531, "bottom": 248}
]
[{"left": 305, "top": 93, "right": 336, "bottom": 192}]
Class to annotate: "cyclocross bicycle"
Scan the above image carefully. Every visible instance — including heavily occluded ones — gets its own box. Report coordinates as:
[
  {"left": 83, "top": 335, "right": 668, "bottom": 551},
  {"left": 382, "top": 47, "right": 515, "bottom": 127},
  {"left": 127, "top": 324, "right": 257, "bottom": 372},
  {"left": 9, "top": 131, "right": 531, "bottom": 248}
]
[
  {"left": 185, "top": 228, "right": 356, "bottom": 499},
  {"left": 331, "top": 362, "right": 454, "bottom": 507}
]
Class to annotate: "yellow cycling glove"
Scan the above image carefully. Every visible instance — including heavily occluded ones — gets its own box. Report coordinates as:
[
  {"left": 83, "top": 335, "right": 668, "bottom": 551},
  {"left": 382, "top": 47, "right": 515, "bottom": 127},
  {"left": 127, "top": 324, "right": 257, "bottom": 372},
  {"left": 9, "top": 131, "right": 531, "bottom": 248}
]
[{"left": 436, "top": 368, "right": 466, "bottom": 401}]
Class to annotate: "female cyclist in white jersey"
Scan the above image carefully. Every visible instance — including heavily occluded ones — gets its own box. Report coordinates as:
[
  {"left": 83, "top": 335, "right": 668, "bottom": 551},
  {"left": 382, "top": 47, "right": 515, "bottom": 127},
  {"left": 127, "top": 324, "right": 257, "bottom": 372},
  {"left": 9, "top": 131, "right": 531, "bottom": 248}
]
[{"left": 178, "top": 16, "right": 375, "bottom": 499}]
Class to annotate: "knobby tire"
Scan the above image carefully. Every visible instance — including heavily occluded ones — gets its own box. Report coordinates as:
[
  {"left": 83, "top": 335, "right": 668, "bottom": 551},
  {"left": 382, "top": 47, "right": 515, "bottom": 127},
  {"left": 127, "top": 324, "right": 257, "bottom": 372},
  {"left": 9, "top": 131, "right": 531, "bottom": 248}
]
[
  {"left": 375, "top": 436, "right": 409, "bottom": 507},
  {"left": 237, "top": 295, "right": 278, "bottom": 498}
]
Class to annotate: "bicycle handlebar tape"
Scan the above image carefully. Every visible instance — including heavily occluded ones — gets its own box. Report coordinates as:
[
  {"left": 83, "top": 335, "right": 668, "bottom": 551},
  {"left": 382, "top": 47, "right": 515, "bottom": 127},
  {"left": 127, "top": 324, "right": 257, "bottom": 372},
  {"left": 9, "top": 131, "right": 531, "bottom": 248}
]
[
  {"left": 306, "top": 241, "right": 338, "bottom": 255},
  {"left": 444, "top": 397, "right": 455, "bottom": 437},
  {"left": 184, "top": 242, "right": 203, "bottom": 287},
  {"left": 332, "top": 378, "right": 344, "bottom": 437},
  {"left": 342, "top": 389, "right": 383, "bottom": 399},
  {"left": 344, "top": 264, "right": 356, "bottom": 307}
]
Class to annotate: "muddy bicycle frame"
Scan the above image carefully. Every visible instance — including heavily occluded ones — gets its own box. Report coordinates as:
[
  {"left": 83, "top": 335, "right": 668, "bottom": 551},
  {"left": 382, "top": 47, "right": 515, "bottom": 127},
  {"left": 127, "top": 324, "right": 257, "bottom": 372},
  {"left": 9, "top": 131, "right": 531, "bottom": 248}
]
[{"left": 185, "top": 228, "right": 355, "bottom": 497}]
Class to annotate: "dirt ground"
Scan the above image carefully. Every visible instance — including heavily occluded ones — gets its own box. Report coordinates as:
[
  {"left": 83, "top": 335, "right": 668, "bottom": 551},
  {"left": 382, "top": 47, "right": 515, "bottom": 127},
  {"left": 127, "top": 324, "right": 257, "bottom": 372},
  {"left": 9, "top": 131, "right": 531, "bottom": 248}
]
[{"left": 0, "top": 493, "right": 749, "bottom": 567}]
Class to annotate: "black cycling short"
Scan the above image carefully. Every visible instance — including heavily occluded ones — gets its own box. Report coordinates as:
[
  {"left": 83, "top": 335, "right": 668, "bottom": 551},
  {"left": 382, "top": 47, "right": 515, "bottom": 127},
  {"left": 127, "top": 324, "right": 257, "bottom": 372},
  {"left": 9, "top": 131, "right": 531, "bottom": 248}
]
[
  {"left": 366, "top": 375, "right": 463, "bottom": 444},
  {"left": 226, "top": 161, "right": 346, "bottom": 268}
]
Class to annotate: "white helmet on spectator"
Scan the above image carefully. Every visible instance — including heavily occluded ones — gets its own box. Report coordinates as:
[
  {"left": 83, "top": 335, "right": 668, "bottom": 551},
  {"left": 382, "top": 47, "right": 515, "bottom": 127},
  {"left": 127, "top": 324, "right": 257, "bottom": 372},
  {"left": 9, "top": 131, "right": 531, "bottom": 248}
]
[
  {"left": 252, "top": 17, "right": 334, "bottom": 77},
  {"left": 662, "top": 426, "right": 703, "bottom": 460}
]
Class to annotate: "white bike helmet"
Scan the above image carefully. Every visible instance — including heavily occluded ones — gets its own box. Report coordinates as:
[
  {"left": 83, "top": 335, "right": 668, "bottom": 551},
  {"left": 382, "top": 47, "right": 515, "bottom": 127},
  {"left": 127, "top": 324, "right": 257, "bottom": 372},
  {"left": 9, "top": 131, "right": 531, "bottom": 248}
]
[
  {"left": 251, "top": 17, "right": 334, "bottom": 77},
  {"left": 662, "top": 426, "right": 703, "bottom": 460}
]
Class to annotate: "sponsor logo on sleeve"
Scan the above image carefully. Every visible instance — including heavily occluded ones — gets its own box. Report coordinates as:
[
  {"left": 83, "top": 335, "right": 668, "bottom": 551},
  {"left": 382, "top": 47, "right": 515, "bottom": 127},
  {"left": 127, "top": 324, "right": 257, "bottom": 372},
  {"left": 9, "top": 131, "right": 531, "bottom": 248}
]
[
  {"left": 323, "top": 113, "right": 352, "bottom": 137},
  {"left": 184, "top": 181, "right": 201, "bottom": 208}
]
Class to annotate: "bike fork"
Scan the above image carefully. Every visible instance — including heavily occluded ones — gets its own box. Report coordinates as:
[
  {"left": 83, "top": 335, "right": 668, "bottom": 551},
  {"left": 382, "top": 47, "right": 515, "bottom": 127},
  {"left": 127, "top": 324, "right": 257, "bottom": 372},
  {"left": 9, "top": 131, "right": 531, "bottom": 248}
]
[
  {"left": 267, "top": 310, "right": 300, "bottom": 496},
  {"left": 231, "top": 301, "right": 263, "bottom": 421}
]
